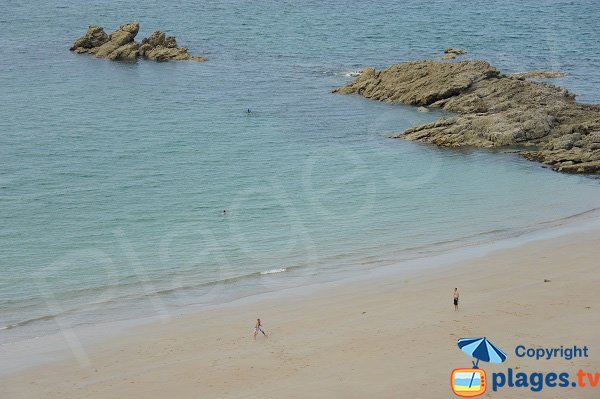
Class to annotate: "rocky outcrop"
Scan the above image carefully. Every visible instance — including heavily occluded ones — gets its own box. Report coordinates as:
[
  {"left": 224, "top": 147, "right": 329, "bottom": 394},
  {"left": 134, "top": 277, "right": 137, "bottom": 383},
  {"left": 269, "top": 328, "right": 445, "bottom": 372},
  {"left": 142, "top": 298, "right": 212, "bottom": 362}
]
[
  {"left": 92, "top": 22, "right": 140, "bottom": 60},
  {"left": 69, "top": 25, "right": 109, "bottom": 52},
  {"left": 333, "top": 60, "right": 600, "bottom": 174},
  {"left": 70, "top": 22, "right": 206, "bottom": 62},
  {"left": 139, "top": 31, "right": 206, "bottom": 62}
]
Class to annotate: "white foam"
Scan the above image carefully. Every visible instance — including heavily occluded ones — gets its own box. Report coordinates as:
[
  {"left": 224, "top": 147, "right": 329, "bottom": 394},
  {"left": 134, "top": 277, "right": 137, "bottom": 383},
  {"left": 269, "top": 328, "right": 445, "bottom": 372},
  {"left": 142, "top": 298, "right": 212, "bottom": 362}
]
[
  {"left": 344, "top": 69, "right": 363, "bottom": 77},
  {"left": 260, "top": 268, "right": 287, "bottom": 275}
]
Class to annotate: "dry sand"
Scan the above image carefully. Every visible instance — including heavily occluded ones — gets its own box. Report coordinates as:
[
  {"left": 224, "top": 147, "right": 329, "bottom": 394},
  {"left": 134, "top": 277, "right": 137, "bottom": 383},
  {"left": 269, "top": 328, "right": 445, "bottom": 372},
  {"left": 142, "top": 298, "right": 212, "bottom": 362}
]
[{"left": 2, "top": 225, "right": 599, "bottom": 398}]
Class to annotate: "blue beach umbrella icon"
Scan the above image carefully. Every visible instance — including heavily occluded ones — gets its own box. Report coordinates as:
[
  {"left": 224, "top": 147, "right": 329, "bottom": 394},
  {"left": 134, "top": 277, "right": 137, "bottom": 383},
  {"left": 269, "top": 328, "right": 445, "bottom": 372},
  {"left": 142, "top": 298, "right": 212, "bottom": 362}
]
[{"left": 457, "top": 337, "right": 507, "bottom": 388}]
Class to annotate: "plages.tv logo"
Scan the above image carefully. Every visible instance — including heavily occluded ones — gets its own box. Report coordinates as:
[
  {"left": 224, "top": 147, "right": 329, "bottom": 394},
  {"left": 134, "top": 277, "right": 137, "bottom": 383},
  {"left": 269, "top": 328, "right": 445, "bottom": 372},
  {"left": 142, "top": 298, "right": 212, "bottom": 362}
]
[{"left": 451, "top": 337, "right": 508, "bottom": 397}]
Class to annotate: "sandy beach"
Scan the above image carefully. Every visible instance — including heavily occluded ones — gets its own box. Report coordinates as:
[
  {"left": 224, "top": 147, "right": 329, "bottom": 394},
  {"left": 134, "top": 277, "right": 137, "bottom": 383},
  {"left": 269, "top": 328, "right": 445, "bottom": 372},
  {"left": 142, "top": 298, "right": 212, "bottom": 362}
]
[
  {"left": 5, "top": 2, "right": 600, "bottom": 399},
  {"left": 2, "top": 223, "right": 600, "bottom": 399}
]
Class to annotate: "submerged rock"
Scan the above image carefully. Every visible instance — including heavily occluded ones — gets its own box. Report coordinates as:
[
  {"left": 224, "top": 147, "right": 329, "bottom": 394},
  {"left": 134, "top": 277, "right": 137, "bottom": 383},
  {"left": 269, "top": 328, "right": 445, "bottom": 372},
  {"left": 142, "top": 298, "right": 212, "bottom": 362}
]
[
  {"left": 70, "top": 22, "right": 206, "bottom": 62},
  {"left": 333, "top": 60, "right": 600, "bottom": 174},
  {"left": 442, "top": 48, "right": 466, "bottom": 59},
  {"left": 444, "top": 48, "right": 466, "bottom": 55}
]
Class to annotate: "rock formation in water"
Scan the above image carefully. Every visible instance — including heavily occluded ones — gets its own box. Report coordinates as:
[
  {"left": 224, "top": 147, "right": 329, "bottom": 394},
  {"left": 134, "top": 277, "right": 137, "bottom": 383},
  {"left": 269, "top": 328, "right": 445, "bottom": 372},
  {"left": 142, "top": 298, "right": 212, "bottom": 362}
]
[
  {"left": 442, "top": 48, "right": 466, "bottom": 59},
  {"left": 333, "top": 60, "right": 600, "bottom": 174},
  {"left": 70, "top": 22, "right": 207, "bottom": 62}
]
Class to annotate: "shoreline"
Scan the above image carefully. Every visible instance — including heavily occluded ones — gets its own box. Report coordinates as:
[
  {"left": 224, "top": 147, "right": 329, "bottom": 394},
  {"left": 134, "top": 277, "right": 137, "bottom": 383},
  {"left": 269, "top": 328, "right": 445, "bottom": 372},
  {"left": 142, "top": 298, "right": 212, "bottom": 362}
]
[
  {"left": 3, "top": 205, "right": 600, "bottom": 352},
  {"left": 2, "top": 210, "right": 600, "bottom": 397}
]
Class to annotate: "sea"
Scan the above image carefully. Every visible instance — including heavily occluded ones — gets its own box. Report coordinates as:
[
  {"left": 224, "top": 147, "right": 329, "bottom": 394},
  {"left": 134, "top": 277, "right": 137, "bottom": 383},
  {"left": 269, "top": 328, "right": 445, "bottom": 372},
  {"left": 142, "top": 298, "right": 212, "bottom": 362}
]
[{"left": 2, "top": 0, "right": 600, "bottom": 347}]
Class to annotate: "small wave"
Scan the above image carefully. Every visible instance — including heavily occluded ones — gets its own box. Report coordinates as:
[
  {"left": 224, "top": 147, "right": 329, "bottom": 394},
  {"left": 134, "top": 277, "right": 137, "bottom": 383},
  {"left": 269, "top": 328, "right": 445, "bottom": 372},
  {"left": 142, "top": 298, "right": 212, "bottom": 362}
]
[
  {"left": 318, "top": 68, "right": 363, "bottom": 77},
  {"left": 260, "top": 268, "right": 287, "bottom": 275},
  {"left": 0, "top": 324, "right": 17, "bottom": 330},
  {"left": 0, "top": 265, "right": 300, "bottom": 334},
  {"left": 0, "top": 313, "right": 58, "bottom": 331},
  {"left": 344, "top": 69, "right": 363, "bottom": 77}
]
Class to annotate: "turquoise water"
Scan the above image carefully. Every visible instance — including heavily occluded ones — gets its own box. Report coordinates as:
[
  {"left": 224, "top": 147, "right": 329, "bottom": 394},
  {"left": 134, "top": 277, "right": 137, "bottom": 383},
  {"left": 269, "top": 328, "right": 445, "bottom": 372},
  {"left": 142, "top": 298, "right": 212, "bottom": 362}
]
[{"left": 2, "top": 0, "right": 600, "bottom": 343}]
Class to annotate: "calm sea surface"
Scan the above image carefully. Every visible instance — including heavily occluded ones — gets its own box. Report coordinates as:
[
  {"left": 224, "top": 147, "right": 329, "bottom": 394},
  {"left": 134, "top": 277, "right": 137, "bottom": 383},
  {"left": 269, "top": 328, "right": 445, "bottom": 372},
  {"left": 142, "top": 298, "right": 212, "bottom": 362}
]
[{"left": 2, "top": 0, "right": 600, "bottom": 343}]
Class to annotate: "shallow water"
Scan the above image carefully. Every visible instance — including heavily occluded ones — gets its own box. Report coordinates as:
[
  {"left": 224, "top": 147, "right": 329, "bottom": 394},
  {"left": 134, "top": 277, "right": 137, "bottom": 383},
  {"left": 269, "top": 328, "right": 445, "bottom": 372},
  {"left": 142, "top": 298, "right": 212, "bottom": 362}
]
[{"left": 1, "top": 0, "right": 600, "bottom": 343}]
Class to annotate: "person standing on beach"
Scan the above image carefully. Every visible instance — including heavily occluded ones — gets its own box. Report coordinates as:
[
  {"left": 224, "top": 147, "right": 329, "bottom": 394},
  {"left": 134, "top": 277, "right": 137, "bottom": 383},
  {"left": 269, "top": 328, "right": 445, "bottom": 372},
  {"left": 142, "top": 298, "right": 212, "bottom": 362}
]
[
  {"left": 453, "top": 288, "right": 460, "bottom": 311},
  {"left": 253, "top": 318, "right": 267, "bottom": 340}
]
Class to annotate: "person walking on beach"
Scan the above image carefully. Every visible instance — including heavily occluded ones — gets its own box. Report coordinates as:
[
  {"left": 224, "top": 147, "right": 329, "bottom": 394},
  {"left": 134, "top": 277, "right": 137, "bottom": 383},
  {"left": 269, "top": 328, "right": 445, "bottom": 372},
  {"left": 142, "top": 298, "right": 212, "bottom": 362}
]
[
  {"left": 253, "top": 318, "right": 267, "bottom": 340},
  {"left": 453, "top": 288, "right": 460, "bottom": 311}
]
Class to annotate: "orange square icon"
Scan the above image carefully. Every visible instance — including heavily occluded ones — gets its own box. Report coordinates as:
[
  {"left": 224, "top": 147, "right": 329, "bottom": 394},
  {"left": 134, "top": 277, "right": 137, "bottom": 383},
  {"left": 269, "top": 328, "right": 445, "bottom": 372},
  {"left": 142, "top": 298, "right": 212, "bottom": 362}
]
[{"left": 451, "top": 368, "right": 486, "bottom": 397}]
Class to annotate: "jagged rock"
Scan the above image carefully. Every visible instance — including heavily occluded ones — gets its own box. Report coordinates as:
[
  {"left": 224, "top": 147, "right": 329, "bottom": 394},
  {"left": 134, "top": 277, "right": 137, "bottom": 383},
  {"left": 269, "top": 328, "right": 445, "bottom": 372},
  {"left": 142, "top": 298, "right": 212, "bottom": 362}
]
[
  {"left": 544, "top": 133, "right": 582, "bottom": 150},
  {"left": 512, "top": 70, "right": 565, "bottom": 79},
  {"left": 106, "top": 42, "right": 139, "bottom": 61},
  {"left": 138, "top": 31, "right": 166, "bottom": 57},
  {"left": 93, "top": 22, "right": 139, "bottom": 58},
  {"left": 69, "top": 26, "right": 109, "bottom": 53},
  {"left": 70, "top": 22, "right": 206, "bottom": 62},
  {"left": 333, "top": 61, "right": 500, "bottom": 106},
  {"left": 145, "top": 46, "right": 207, "bottom": 62},
  {"left": 139, "top": 30, "right": 206, "bottom": 62},
  {"left": 141, "top": 31, "right": 166, "bottom": 47},
  {"left": 333, "top": 60, "right": 600, "bottom": 174},
  {"left": 165, "top": 36, "right": 177, "bottom": 48},
  {"left": 112, "top": 22, "right": 139, "bottom": 43}
]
